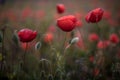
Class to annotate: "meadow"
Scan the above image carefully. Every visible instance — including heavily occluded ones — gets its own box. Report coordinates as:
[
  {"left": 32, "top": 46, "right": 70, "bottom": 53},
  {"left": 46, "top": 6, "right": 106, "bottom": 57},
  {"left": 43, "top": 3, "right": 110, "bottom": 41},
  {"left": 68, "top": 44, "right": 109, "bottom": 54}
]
[{"left": 0, "top": 0, "right": 120, "bottom": 80}]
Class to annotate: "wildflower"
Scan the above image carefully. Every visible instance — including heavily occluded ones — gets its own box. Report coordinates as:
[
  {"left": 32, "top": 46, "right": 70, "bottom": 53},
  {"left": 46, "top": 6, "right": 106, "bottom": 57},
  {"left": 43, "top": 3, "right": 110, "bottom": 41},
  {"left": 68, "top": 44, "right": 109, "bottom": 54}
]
[
  {"left": 57, "top": 4, "right": 65, "bottom": 14},
  {"left": 47, "top": 26, "right": 56, "bottom": 33},
  {"left": 97, "top": 40, "right": 109, "bottom": 49},
  {"left": 89, "top": 56, "right": 94, "bottom": 62},
  {"left": 21, "top": 41, "right": 36, "bottom": 50},
  {"left": 75, "top": 20, "right": 82, "bottom": 27},
  {"left": 85, "top": 8, "right": 104, "bottom": 23},
  {"left": 93, "top": 68, "right": 100, "bottom": 76},
  {"left": 44, "top": 32, "right": 53, "bottom": 43},
  {"left": 89, "top": 33, "right": 99, "bottom": 42},
  {"left": 21, "top": 7, "right": 32, "bottom": 20},
  {"left": 34, "top": 10, "right": 45, "bottom": 19},
  {"left": 109, "top": 33, "right": 119, "bottom": 44},
  {"left": 57, "top": 15, "right": 77, "bottom": 32},
  {"left": 18, "top": 28, "right": 37, "bottom": 42}
]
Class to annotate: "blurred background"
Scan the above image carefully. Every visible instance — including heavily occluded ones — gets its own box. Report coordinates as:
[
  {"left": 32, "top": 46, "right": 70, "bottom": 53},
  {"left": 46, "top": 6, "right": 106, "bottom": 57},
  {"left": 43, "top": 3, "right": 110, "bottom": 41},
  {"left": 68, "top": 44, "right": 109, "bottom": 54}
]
[{"left": 0, "top": 0, "right": 120, "bottom": 80}]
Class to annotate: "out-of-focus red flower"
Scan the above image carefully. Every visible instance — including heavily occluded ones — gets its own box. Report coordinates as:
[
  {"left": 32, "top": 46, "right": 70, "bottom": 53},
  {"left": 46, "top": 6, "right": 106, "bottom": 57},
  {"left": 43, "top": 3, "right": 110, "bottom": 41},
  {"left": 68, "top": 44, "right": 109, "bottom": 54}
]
[
  {"left": 0, "top": 12, "right": 6, "bottom": 21},
  {"left": 75, "top": 31, "right": 85, "bottom": 50},
  {"left": 85, "top": 8, "right": 104, "bottom": 23},
  {"left": 21, "top": 7, "right": 32, "bottom": 20},
  {"left": 103, "top": 10, "right": 111, "bottom": 20},
  {"left": 89, "top": 33, "right": 99, "bottom": 42},
  {"left": 117, "top": 50, "right": 120, "bottom": 59},
  {"left": 74, "top": 12, "right": 82, "bottom": 19},
  {"left": 47, "top": 26, "right": 56, "bottom": 33},
  {"left": 75, "top": 20, "right": 82, "bottom": 27},
  {"left": 57, "top": 15, "right": 77, "bottom": 32},
  {"left": 54, "top": 13, "right": 60, "bottom": 19},
  {"left": 109, "top": 33, "right": 119, "bottom": 44},
  {"left": 34, "top": 10, "right": 45, "bottom": 19},
  {"left": 18, "top": 28, "right": 37, "bottom": 42},
  {"left": 89, "top": 56, "right": 94, "bottom": 62},
  {"left": 57, "top": 4, "right": 65, "bottom": 14},
  {"left": 44, "top": 32, "right": 54, "bottom": 43},
  {"left": 97, "top": 40, "right": 110, "bottom": 49},
  {"left": 103, "top": 10, "right": 118, "bottom": 26},
  {"left": 6, "top": 10, "right": 17, "bottom": 22},
  {"left": 21, "top": 41, "right": 36, "bottom": 50},
  {"left": 93, "top": 68, "right": 100, "bottom": 76},
  {"left": 108, "top": 19, "right": 117, "bottom": 26}
]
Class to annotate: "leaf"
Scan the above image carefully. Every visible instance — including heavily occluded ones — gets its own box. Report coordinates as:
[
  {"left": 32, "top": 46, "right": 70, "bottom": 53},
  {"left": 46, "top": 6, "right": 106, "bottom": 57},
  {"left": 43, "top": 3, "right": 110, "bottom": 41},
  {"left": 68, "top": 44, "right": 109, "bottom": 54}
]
[{"left": 35, "top": 42, "right": 41, "bottom": 50}]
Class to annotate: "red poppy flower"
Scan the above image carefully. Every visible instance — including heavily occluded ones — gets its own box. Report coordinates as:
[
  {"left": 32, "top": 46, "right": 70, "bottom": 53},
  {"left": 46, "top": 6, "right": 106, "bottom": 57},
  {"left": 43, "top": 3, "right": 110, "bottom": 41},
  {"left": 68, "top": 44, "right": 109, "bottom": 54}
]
[
  {"left": 21, "top": 7, "right": 32, "bottom": 20},
  {"left": 57, "top": 4, "right": 65, "bottom": 14},
  {"left": 44, "top": 32, "right": 53, "bottom": 43},
  {"left": 75, "top": 20, "right": 82, "bottom": 27},
  {"left": 34, "top": 10, "right": 45, "bottom": 19},
  {"left": 89, "top": 56, "right": 94, "bottom": 62},
  {"left": 57, "top": 15, "right": 77, "bottom": 32},
  {"left": 93, "top": 68, "right": 100, "bottom": 76},
  {"left": 109, "top": 33, "right": 119, "bottom": 44},
  {"left": 103, "top": 10, "right": 111, "bottom": 20},
  {"left": 97, "top": 40, "right": 109, "bottom": 49},
  {"left": 85, "top": 8, "right": 104, "bottom": 23},
  {"left": 89, "top": 33, "right": 99, "bottom": 42},
  {"left": 47, "top": 26, "right": 56, "bottom": 33},
  {"left": 7, "top": 10, "right": 16, "bottom": 22},
  {"left": 21, "top": 41, "right": 36, "bottom": 50},
  {"left": 18, "top": 28, "right": 37, "bottom": 42}
]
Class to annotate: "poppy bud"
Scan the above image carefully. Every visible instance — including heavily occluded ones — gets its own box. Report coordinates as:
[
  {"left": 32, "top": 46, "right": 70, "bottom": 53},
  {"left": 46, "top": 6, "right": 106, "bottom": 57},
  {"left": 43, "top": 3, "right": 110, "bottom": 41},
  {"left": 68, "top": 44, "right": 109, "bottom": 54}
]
[{"left": 70, "top": 37, "right": 79, "bottom": 44}]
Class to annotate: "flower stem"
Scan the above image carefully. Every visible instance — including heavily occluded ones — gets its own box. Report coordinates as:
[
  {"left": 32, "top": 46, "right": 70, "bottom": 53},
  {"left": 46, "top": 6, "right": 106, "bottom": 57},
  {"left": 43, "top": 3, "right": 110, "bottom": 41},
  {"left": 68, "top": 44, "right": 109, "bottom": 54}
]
[
  {"left": 1, "top": 29, "right": 5, "bottom": 72},
  {"left": 96, "top": 23, "right": 106, "bottom": 78},
  {"left": 77, "top": 28, "right": 86, "bottom": 50},
  {"left": 60, "top": 32, "right": 67, "bottom": 54},
  {"left": 23, "top": 42, "right": 28, "bottom": 69}
]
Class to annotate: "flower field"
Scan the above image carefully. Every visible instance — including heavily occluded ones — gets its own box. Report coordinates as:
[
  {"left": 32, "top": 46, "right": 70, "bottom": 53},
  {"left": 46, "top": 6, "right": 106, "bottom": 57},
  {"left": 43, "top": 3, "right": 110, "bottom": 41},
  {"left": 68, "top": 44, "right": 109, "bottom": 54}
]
[{"left": 0, "top": 0, "right": 120, "bottom": 80}]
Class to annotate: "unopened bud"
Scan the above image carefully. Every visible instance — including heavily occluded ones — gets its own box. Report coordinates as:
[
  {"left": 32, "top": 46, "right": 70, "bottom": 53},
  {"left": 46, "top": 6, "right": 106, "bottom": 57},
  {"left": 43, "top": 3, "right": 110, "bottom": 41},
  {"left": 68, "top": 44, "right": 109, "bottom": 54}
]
[{"left": 70, "top": 37, "right": 79, "bottom": 44}]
